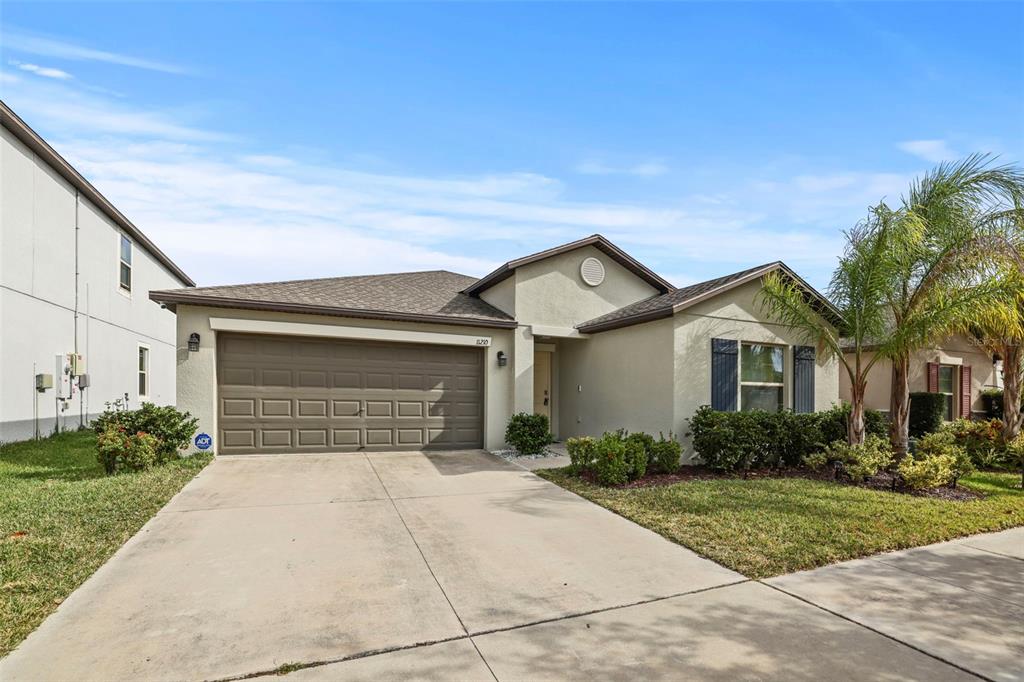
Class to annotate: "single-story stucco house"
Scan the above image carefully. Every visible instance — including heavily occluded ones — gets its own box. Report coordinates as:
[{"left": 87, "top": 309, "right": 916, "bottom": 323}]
[
  {"left": 839, "top": 334, "right": 1004, "bottom": 422},
  {"left": 150, "top": 235, "right": 841, "bottom": 458}
]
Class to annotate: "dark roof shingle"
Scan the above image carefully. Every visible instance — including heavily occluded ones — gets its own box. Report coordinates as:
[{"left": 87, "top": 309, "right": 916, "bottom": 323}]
[
  {"left": 577, "top": 261, "right": 840, "bottom": 333},
  {"left": 150, "top": 270, "right": 516, "bottom": 328}
]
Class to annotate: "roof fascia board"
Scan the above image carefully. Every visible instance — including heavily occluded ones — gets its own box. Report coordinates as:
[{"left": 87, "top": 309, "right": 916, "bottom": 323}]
[{"left": 149, "top": 291, "right": 518, "bottom": 329}]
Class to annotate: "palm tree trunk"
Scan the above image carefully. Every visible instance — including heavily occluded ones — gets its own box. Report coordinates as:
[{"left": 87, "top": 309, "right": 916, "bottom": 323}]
[
  {"left": 1002, "top": 343, "right": 1022, "bottom": 442},
  {"left": 889, "top": 355, "right": 911, "bottom": 458},
  {"left": 849, "top": 378, "right": 867, "bottom": 445}
]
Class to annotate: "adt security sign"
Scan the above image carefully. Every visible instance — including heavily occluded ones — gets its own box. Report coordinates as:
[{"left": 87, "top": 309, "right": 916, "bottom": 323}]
[{"left": 194, "top": 433, "right": 213, "bottom": 450}]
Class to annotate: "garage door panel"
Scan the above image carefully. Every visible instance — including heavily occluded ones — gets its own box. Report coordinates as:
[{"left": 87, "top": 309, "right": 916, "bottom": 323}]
[
  {"left": 261, "top": 399, "right": 292, "bottom": 417},
  {"left": 222, "top": 430, "right": 256, "bottom": 448},
  {"left": 261, "top": 369, "right": 292, "bottom": 387},
  {"left": 297, "top": 370, "right": 328, "bottom": 388},
  {"left": 397, "top": 401, "right": 423, "bottom": 418},
  {"left": 333, "top": 372, "right": 360, "bottom": 389},
  {"left": 365, "top": 429, "right": 393, "bottom": 446},
  {"left": 222, "top": 398, "right": 255, "bottom": 417},
  {"left": 217, "top": 333, "right": 483, "bottom": 454},
  {"left": 261, "top": 430, "right": 292, "bottom": 448},
  {"left": 332, "top": 400, "right": 361, "bottom": 417},
  {"left": 365, "top": 373, "right": 393, "bottom": 389},
  {"left": 297, "top": 399, "right": 328, "bottom": 417}
]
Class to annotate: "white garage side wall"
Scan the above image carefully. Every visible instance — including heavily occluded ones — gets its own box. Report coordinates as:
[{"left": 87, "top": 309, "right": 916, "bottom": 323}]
[
  {"left": 557, "top": 317, "right": 675, "bottom": 441},
  {"left": 173, "top": 305, "right": 516, "bottom": 453},
  {"left": 673, "top": 279, "right": 841, "bottom": 462},
  {"left": 0, "top": 126, "right": 183, "bottom": 442}
]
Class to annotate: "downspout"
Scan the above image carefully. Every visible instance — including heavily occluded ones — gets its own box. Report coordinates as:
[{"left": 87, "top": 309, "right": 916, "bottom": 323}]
[{"left": 75, "top": 189, "right": 82, "bottom": 428}]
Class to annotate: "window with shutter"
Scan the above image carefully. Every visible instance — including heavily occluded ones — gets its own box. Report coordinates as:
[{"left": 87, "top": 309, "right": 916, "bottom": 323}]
[
  {"left": 793, "top": 346, "right": 815, "bottom": 413},
  {"left": 711, "top": 338, "right": 738, "bottom": 411},
  {"left": 961, "top": 365, "right": 972, "bottom": 419}
]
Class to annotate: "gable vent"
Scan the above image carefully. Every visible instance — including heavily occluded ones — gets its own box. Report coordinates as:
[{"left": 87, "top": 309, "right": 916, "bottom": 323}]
[{"left": 580, "top": 257, "right": 606, "bottom": 286}]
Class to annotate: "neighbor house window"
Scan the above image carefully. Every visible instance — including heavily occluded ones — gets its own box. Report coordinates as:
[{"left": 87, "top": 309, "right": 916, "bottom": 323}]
[
  {"left": 740, "top": 343, "right": 785, "bottom": 412},
  {"left": 937, "top": 365, "right": 956, "bottom": 421},
  {"left": 138, "top": 345, "right": 149, "bottom": 398},
  {"left": 119, "top": 235, "right": 132, "bottom": 292}
]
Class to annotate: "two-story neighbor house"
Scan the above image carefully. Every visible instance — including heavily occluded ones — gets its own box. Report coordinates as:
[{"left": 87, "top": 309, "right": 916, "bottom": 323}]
[
  {"left": 151, "top": 234, "right": 840, "bottom": 459},
  {"left": 1, "top": 101, "right": 194, "bottom": 442}
]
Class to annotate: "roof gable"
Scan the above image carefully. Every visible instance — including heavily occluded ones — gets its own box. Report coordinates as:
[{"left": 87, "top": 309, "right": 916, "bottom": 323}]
[
  {"left": 463, "top": 234, "right": 673, "bottom": 297},
  {"left": 577, "top": 261, "right": 840, "bottom": 333}
]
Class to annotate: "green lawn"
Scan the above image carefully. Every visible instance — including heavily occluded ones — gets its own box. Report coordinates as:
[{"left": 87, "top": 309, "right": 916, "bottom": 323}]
[
  {"left": 0, "top": 431, "right": 211, "bottom": 656},
  {"left": 537, "top": 467, "right": 1024, "bottom": 579}
]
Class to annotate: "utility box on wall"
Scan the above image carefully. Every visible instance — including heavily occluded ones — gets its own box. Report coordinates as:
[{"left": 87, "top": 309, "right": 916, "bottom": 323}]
[
  {"left": 55, "top": 354, "right": 72, "bottom": 399},
  {"left": 35, "top": 373, "right": 53, "bottom": 391}
]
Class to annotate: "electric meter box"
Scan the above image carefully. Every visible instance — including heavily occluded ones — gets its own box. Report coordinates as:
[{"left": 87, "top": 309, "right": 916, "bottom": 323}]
[
  {"left": 55, "top": 354, "right": 72, "bottom": 399},
  {"left": 69, "top": 353, "right": 86, "bottom": 376}
]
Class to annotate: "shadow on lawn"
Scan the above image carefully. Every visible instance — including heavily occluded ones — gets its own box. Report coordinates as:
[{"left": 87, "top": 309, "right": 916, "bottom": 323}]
[{"left": 0, "top": 431, "right": 105, "bottom": 482}]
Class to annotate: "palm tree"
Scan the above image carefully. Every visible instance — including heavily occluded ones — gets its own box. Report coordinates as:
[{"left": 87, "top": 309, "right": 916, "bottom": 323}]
[
  {"left": 759, "top": 206, "right": 896, "bottom": 444},
  {"left": 882, "top": 156, "right": 1024, "bottom": 456},
  {"left": 971, "top": 210, "right": 1024, "bottom": 442}
]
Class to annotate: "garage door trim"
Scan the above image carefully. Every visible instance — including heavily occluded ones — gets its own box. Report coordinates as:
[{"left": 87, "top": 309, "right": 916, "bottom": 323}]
[{"left": 209, "top": 316, "right": 493, "bottom": 348}]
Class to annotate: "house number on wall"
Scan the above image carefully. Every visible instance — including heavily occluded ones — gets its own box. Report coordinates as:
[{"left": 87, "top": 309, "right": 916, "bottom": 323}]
[{"left": 475, "top": 338, "right": 491, "bottom": 346}]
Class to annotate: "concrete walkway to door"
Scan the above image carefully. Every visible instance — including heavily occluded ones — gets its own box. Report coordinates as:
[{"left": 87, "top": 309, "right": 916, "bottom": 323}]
[{"left": 0, "top": 451, "right": 1008, "bottom": 681}]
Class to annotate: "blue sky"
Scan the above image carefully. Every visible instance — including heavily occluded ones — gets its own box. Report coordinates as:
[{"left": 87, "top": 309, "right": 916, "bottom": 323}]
[{"left": 2, "top": 2, "right": 1022, "bottom": 289}]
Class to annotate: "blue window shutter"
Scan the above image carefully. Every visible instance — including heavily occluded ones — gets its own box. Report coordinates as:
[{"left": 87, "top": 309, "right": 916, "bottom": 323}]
[
  {"left": 711, "top": 338, "right": 738, "bottom": 411},
  {"left": 793, "top": 345, "right": 815, "bottom": 413}
]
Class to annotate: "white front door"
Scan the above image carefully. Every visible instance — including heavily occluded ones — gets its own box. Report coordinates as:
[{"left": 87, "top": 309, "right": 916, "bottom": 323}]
[{"left": 533, "top": 350, "right": 552, "bottom": 420}]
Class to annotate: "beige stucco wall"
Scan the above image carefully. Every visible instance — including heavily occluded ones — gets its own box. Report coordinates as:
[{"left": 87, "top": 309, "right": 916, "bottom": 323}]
[
  {"left": 174, "top": 305, "right": 515, "bottom": 453},
  {"left": 479, "top": 275, "right": 515, "bottom": 317},
  {"left": 839, "top": 335, "right": 1001, "bottom": 415},
  {"left": 512, "top": 245, "right": 659, "bottom": 329},
  {"left": 673, "top": 279, "right": 842, "bottom": 461},
  {"left": 557, "top": 317, "right": 675, "bottom": 440}
]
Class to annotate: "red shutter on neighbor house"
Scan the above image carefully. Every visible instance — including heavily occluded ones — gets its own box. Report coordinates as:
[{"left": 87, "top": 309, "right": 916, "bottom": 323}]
[
  {"left": 961, "top": 365, "right": 972, "bottom": 419},
  {"left": 927, "top": 363, "right": 939, "bottom": 393}
]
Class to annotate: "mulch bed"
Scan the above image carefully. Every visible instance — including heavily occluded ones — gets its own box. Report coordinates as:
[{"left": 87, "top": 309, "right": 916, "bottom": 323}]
[{"left": 583, "top": 465, "right": 986, "bottom": 501}]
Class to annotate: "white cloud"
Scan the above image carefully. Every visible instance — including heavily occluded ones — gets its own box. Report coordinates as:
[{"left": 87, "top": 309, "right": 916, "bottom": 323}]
[
  {"left": 897, "top": 139, "right": 957, "bottom": 163},
  {"left": 575, "top": 159, "right": 669, "bottom": 177},
  {"left": 2, "top": 27, "right": 186, "bottom": 74},
  {"left": 9, "top": 60, "right": 73, "bottom": 80},
  {"left": 1, "top": 72, "right": 898, "bottom": 290}
]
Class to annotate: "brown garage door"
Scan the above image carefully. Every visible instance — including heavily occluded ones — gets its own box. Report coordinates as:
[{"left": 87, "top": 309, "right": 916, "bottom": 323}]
[{"left": 216, "top": 333, "right": 484, "bottom": 454}]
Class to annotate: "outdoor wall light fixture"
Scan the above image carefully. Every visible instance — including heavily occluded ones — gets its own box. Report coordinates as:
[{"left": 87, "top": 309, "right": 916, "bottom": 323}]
[
  {"left": 188, "top": 333, "right": 201, "bottom": 352},
  {"left": 496, "top": 350, "right": 507, "bottom": 367}
]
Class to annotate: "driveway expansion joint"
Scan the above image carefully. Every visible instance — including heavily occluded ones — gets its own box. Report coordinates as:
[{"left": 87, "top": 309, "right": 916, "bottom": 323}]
[
  {"left": 760, "top": 580, "right": 993, "bottom": 682},
  {"left": 208, "top": 577, "right": 753, "bottom": 682}
]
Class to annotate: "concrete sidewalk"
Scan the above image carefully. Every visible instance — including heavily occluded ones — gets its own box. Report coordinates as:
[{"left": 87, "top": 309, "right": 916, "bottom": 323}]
[
  {"left": 2, "top": 451, "right": 1018, "bottom": 681},
  {"left": 768, "top": 528, "right": 1024, "bottom": 682}
]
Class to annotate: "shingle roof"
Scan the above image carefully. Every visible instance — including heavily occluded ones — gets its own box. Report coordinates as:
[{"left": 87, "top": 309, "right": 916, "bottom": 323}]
[
  {"left": 577, "top": 261, "right": 840, "bottom": 333},
  {"left": 462, "top": 234, "right": 674, "bottom": 297},
  {"left": 149, "top": 270, "right": 516, "bottom": 328}
]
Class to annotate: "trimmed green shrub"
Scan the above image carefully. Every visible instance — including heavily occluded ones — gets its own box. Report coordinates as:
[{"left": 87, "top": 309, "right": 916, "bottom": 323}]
[
  {"left": 942, "top": 418, "right": 1005, "bottom": 469},
  {"left": 898, "top": 451, "right": 955, "bottom": 490},
  {"left": 505, "top": 412, "right": 553, "bottom": 454},
  {"left": 687, "top": 404, "right": 888, "bottom": 473},
  {"left": 811, "top": 435, "right": 893, "bottom": 483},
  {"left": 981, "top": 389, "right": 1023, "bottom": 420},
  {"left": 915, "top": 431, "right": 974, "bottom": 486},
  {"left": 94, "top": 402, "right": 198, "bottom": 462},
  {"left": 566, "top": 436, "right": 597, "bottom": 473},
  {"left": 622, "top": 436, "right": 647, "bottom": 480},
  {"left": 817, "top": 403, "right": 888, "bottom": 444},
  {"left": 648, "top": 433, "right": 682, "bottom": 474},
  {"left": 909, "top": 392, "right": 945, "bottom": 438},
  {"left": 591, "top": 432, "right": 630, "bottom": 486},
  {"left": 96, "top": 424, "right": 160, "bottom": 474}
]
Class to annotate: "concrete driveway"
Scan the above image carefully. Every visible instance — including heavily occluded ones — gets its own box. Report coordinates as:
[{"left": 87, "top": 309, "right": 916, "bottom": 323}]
[{"left": 0, "top": 451, "right": 1015, "bottom": 681}]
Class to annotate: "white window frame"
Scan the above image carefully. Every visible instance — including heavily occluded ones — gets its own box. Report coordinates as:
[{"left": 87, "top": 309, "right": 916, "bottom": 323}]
[
  {"left": 739, "top": 341, "right": 787, "bottom": 412},
  {"left": 137, "top": 343, "right": 150, "bottom": 400},
  {"left": 118, "top": 234, "right": 133, "bottom": 296},
  {"left": 937, "top": 364, "right": 958, "bottom": 422}
]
